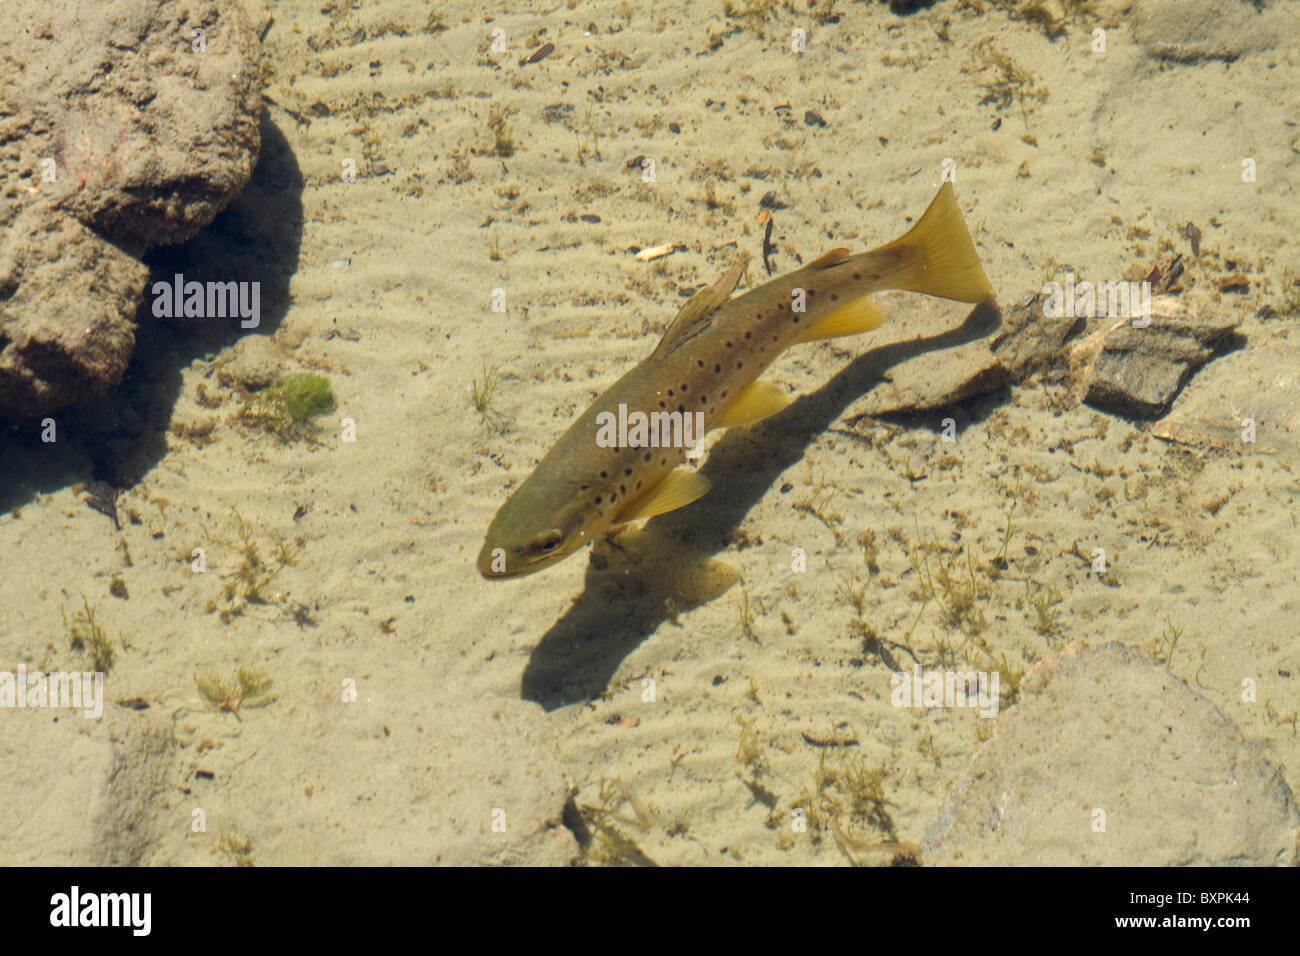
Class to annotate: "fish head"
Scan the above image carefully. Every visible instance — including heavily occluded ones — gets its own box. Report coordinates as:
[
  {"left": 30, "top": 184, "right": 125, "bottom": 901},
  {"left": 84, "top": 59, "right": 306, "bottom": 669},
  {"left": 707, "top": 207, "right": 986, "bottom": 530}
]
[{"left": 477, "top": 474, "right": 606, "bottom": 579}]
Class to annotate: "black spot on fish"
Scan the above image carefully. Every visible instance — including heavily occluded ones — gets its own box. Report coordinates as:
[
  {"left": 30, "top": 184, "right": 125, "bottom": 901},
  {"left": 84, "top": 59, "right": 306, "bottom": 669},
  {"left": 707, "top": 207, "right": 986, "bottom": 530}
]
[
  {"left": 714, "top": 364, "right": 721, "bottom": 373},
  {"left": 736, "top": 361, "right": 743, "bottom": 369},
  {"left": 643, "top": 452, "right": 652, "bottom": 462},
  {"left": 720, "top": 390, "right": 728, "bottom": 399},
  {"left": 636, "top": 481, "right": 642, "bottom": 490},
  {"left": 600, "top": 470, "right": 608, "bottom": 478},
  {"left": 624, "top": 467, "right": 632, "bottom": 476},
  {"left": 595, "top": 496, "right": 603, "bottom": 504},
  {"left": 830, "top": 293, "right": 838, "bottom": 301},
  {"left": 668, "top": 389, "right": 674, "bottom": 397},
  {"left": 680, "top": 383, "right": 688, "bottom": 391},
  {"left": 659, "top": 400, "right": 666, "bottom": 408},
  {"left": 697, "top": 359, "right": 704, "bottom": 367},
  {"left": 678, "top": 404, "right": 685, "bottom": 413},
  {"left": 700, "top": 395, "right": 707, "bottom": 403},
  {"left": 619, "top": 485, "right": 625, "bottom": 494}
]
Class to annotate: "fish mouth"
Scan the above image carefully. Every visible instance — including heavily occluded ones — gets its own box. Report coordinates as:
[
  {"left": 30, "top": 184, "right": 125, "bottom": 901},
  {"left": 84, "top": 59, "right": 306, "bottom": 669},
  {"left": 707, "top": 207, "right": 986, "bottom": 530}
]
[{"left": 477, "top": 543, "right": 535, "bottom": 580}]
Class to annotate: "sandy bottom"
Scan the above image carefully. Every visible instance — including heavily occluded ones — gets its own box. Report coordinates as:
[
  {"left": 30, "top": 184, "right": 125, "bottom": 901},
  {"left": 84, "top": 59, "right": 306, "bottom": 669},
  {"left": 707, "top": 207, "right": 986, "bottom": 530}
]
[{"left": 1, "top": 0, "right": 1297, "bottom": 865}]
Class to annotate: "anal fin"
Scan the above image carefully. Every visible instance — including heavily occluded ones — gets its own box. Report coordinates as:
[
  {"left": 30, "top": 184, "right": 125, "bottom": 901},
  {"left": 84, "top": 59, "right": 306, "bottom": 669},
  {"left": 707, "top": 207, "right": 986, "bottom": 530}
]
[
  {"left": 714, "top": 380, "right": 789, "bottom": 429},
  {"left": 616, "top": 469, "right": 711, "bottom": 522},
  {"left": 800, "top": 297, "right": 885, "bottom": 342}
]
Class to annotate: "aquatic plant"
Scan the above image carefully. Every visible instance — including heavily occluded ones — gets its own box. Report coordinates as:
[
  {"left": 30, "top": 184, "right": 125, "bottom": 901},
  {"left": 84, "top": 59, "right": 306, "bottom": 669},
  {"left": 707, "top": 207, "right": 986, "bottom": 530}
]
[
  {"left": 239, "top": 372, "right": 335, "bottom": 441},
  {"left": 195, "top": 666, "right": 275, "bottom": 718},
  {"left": 63, "top": 597, "right": 118, "bottom": 672}
]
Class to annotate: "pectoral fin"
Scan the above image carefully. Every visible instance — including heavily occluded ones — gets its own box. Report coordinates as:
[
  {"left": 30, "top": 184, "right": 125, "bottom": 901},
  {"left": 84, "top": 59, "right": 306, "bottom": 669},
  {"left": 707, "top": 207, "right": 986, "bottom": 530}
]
[
  {"left": 800, "top": 297, "right": 885, "bottom": 342},
  {"left": 714, "top": 380, "right": 789, "bottom": 429},
  {"left": 616, "top": 469, "right": 712, "bottom": 522}
]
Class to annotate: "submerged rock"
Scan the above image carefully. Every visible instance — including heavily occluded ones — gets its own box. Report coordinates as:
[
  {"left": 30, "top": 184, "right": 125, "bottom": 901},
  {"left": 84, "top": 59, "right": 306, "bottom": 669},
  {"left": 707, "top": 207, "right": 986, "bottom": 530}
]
[
  {"left": 924, "top": 642, "right": 1299, "bottom": 866},
  {"left": 989, "top": 289, "right": 1085, "bottom": 381},
  {"left": 0, "top": 0, "right": 262, "bottom": 422},
  {"left": 1151, "top": 332, "right": 1300, "bottom": 458},
  {"left": 1134, "top": 0, "right": 1282, "bottom": 63},
  {"left": 1064, "top": 295, "right": 1241, "bottom": 418}
]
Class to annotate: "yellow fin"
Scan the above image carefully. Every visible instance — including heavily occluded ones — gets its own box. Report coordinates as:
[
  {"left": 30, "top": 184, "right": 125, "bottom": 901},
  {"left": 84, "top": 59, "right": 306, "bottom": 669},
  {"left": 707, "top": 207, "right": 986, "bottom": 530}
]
[
  {"left": 615, "top": 469, "right": 711, "bottom": 521},
  {"left": 714, "top": 380, "right": 789, "bottom": 429},
  {"left": 653, "top": 259, "right": 746, "bottom": 359},
  {"left": 875, "top": 182, "right": 996, "bottom": 303},
  {"left": 800, "top": 297, "right": 885, "bottom": 342}
]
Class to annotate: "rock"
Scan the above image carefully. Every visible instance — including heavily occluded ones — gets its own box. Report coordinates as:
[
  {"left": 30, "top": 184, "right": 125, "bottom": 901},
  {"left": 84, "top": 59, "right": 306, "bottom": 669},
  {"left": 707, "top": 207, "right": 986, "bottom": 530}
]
[
  {"left": 989, "top": 289, "right": 1085, "bottom": 381},
  {"left": 156, "top": 693, "right": 579, "bottom": 866},
  {"left": 925, "top": 642, "right": 1300, "bottom": 866},
  {"left": 1064, "top": 295, "right": 1241, "bottom": 417},
  {"left": 0, "top": 709, "right": 117, "bottom": 865},
  {"left": 0, "top": 0, "right": 262, "bottom": 422},
  {"left": 0, "top": 207, "right": 146, "bottom": 420},
  {"left": 1134, "top": 0, "right": 1282, "bottom": 63},
  {"left": 849, "top": 297, "right": 1008, "bottom": 418},
  {"left": 1151, "top": 331, "right": 1299, "bottom": 457},
  {"left": 3, "top": 686, "right": 578, "bottom": 865},
  {"left": 215, "top": 335, "right": 283, "bottom": 390}
]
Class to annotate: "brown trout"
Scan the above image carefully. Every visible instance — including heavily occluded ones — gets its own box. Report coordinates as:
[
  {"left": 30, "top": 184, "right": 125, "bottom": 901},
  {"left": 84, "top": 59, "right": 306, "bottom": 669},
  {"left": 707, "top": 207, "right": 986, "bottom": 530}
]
[{"left": 478, "top": 183, "right": 995, "bottom": 578}]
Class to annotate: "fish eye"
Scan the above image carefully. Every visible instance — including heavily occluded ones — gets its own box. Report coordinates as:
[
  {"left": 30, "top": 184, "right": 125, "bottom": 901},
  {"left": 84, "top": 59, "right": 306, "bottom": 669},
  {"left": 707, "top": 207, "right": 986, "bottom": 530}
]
[{"left": 531, "top": 530, "right": 563, "bottom": 554}]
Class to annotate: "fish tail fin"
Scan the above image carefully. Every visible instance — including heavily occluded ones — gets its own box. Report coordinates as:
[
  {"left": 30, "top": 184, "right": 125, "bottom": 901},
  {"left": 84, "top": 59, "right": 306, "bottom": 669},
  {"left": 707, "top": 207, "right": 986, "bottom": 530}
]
[{"left": 874, "top": 183, "right": 996, "bottom": 303}]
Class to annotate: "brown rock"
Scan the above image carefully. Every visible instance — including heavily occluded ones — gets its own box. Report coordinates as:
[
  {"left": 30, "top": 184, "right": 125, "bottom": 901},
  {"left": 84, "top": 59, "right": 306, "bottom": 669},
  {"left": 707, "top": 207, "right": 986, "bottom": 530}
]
[
  {"left": 989, "top": 289, "right": 1085, "bottom": 381},
  {"left": 1064, "top": 295, "right": 1241, "bottom": 417},
  {"left": 0, "top": 0, "right": 262, "bottom": 421}
]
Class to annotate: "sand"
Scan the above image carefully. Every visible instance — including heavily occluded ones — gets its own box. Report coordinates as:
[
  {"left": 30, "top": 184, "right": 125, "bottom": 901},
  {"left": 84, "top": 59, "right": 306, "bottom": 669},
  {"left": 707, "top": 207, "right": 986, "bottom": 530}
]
[{"left": 0, "top": 0, "right": 1297, "bottom": 866}]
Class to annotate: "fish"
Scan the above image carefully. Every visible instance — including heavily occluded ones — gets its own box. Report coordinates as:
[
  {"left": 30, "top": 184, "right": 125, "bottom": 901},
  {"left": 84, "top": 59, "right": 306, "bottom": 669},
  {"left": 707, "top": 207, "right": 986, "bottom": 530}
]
[{"left": 478, "top": 182, "right": 995, "bottom": 579}]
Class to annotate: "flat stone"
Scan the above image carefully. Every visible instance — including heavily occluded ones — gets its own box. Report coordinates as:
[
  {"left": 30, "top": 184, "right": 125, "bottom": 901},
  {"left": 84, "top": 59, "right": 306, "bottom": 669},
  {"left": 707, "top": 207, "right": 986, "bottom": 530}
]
[
  {"left": 1065, "top": 295, "right": 1241, "bottom": 418},
  {"left": 156, "top": 693, "right": 579, "bottom": 866},
  {"left": 850, "top": 296, "right": 1008, "bottom": 417},
  {"left": 1134, "top": 0, "right": 1282, "bottom": 63},
  {"left": 924, "top": 642, "right": 1300, "bottom": 866},
  {"left": 1151, "top": 331, "right": 1300, "bottom": 457}
]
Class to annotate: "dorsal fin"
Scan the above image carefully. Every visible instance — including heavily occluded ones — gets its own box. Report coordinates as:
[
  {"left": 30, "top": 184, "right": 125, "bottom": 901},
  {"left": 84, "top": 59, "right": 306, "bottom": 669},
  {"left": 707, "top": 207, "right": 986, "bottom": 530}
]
[
  {"left": 652, "top": 258, "right": 747, "bottom": 359},
  {"left": 807, "top": 247, "right": 851, "bottom": 269}
]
